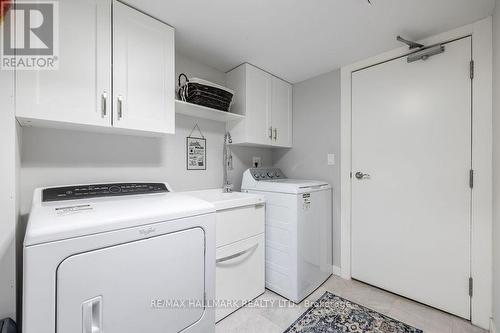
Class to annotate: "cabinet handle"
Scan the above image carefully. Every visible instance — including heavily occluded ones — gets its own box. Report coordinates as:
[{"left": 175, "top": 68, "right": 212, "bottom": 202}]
[
  {"left": 216, "top": 243, "right": 258, "bottom": 263},
  {"left": 273, "top": 128, "right": 277, "bottom": 140},
  {"left": 117, "top": 96, "right": 123, "bottom": 120},
  {"left": 101, "top": 92, "right": 107, "bottom": 117},
  {"left": 269, "top": 127, "right": 273, "bottom": 139}
]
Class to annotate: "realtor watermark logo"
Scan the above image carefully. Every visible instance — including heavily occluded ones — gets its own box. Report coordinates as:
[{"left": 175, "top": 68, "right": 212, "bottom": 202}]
[{"left": 1, "top": 1, "right": 59, "bottom": 70}]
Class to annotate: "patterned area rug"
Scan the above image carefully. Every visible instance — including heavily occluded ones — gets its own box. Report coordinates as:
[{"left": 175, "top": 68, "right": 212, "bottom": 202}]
[{"left": 284, "top": 292, "right": 423, "bottom": 333}]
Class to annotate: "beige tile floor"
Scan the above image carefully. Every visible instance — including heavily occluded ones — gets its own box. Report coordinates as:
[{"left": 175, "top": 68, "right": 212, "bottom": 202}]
[{"left": 216, "top": 275, "right": 487, "bottom": 333}]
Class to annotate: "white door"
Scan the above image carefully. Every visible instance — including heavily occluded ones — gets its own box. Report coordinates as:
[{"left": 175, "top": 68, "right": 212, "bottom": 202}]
[
  {"left": 16, "top": 0, "right": 111, "bottom": 127},
  {"left": 351, "top": 37, "right": 472, "bottom": 319},
  {"left": 245, "top": 64, "right": 273, "bottom": 145},
  {"left": 271, "top": 77, "right": 292, "bottom": 147},
  {"left": 112, "top": 1, "right": 175, "bottom": 134},
  {"left": 57, "top": 228, "right": 206, "bottom": 332}
]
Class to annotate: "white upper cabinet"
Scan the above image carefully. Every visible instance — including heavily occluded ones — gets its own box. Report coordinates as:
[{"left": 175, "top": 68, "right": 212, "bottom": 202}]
[
  {"left": 112, "top": 2, "right": 175, "bottom": 134},
  {"left": 16, "top": 0, "right": 112, "bottom": 128},
  {"left": 271, "top": 76, "right": 292, "bottom": 147},
  {"left": 226, "top": 63, "right": 292, "bottom": 148},
  {"left": 15, "top": 0, "right": 175, "bottom": 135}
]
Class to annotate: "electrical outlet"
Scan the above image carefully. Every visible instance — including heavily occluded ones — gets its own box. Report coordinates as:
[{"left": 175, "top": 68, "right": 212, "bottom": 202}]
[
  {"left": 252, "top": 157, "right": 262, "bottom": 168},
  {"left": 327, "top": 153, "right": 335, "bottom": 166}
]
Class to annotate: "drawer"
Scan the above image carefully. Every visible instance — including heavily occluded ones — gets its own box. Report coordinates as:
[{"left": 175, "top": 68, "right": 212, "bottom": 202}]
[
  {"left": 216, "top": 204, "right": 265, "bottom": 247},
  {"left": 215, "top": 233, "right": 265, "bottom": 322}
]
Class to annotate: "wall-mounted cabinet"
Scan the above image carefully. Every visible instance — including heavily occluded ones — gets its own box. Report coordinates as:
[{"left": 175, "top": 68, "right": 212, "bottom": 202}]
[
  {"left": 15, "top": 0, "right": 175, "bottom": 136},
  {"left": 226, "top": 63, "right": 292, "bottom": 148}
]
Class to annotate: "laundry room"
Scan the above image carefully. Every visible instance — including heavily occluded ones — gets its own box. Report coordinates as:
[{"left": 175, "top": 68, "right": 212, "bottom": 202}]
[{"left": 0, "top": 1, "right": 499, "bottom": 333}]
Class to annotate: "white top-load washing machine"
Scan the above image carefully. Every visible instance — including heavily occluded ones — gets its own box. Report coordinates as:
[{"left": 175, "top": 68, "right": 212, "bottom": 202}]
[
  {"left": 23, "top": 182, "right": 216, "bottom": 333},
  {"left": 241, "top": 168, "right": 333, "bottom": 303}
]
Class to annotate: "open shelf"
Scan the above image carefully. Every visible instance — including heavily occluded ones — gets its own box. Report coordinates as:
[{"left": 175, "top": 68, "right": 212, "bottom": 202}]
[{"left": 175, "top": 100, "right": 245, "bottom": 122}]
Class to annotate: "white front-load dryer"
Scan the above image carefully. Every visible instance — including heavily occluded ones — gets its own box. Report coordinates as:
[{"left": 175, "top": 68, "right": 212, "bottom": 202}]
[
  {"left": 23, "top": 182, "right": 216, "bottom": 333},
  {"left": 241, "top": 168, "right": 333, "bottom": 303}
]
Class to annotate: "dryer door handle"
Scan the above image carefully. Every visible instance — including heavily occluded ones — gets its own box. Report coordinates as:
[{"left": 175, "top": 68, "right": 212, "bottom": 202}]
[{"left": 83, "top": 296, "right": 102, "bottom": 333}]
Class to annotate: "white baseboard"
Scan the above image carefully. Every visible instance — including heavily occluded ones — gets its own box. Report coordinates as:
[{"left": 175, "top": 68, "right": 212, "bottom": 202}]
[
  {"left": 491, "top": 318, "right": 497, "bottom": 333},
  {"left": 332, "top": 265, "right": 341, "bottom": 276}
]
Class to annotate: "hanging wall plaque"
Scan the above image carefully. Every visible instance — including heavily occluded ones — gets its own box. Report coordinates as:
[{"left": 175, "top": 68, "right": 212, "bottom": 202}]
[{"left": 186, "top": 124, "right": 206, "bottom": 170}]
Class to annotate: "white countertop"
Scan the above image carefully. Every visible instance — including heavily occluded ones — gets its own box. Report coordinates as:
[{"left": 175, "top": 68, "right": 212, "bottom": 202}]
[{"left": 184, "top": 188, "right": 265, "bottom": 211}]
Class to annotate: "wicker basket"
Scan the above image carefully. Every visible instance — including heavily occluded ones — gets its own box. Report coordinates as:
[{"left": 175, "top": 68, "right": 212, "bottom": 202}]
[{"left": 178, "top": 74, "right": 234, "bottom": 112}]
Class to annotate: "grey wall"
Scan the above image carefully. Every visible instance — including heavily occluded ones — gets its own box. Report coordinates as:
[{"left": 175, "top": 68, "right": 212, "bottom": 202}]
[
  {"left": 493, "top": 0, "right": 500, "bottom": 329},
  {"left": 19, "top": 54, "right": 272, "bottom": 215},
  {"left": 273, "top": 69, "right": 341, "bottom": 267}
]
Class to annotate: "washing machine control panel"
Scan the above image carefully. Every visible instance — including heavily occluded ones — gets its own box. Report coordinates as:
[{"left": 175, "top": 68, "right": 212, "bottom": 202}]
[
  {"left": 42, "top": 183, "right": 169, "bottom": 202},
  {"left": 249, "top": 168, "right": 286, "bottom": 181}
]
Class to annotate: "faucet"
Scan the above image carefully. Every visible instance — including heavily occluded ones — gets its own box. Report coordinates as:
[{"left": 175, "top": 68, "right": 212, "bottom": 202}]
[{"left": 223, "top": 132, "right": 234, "bottom": 193}]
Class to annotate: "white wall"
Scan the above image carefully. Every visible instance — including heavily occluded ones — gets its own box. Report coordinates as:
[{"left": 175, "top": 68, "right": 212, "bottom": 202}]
[
  {"left": 0, "top": 67, "right": 17, "bottom": 320},
  {"left": 19, "top": 119, "right": 272, "bottom": 214},
  {"left": 492, "top": 1, "right": 500, "bottom": 330},
  {"left": 273, "top": 69, "right": 341, "bottom": 267},
  {"left": 176, "top": 52, "right": 227, "bottom": 86},
  {"left": 19, "top": 54, "right": 272, "bottom": 215}
]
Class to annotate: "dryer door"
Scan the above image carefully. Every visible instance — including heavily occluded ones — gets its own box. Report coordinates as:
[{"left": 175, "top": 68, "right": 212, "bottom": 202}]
[{"left": 57, "top": 227, "right": 206, "bottom": 332}]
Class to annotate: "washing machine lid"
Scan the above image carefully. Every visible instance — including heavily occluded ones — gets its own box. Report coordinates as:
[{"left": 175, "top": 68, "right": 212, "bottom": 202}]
[
  {"left": 250, "top": 179, "right": 331, "bottom": 194},
  {"left": 25, "top": 183, "right": 215, "bottom": 246},
  {"left": 241, "top": 168, "right": 332, "bottom": 194}
]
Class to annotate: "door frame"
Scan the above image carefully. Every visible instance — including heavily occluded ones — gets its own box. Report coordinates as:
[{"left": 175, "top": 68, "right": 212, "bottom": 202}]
[{"left": 340, "top": 17, "right": 492, "bottom": 329}]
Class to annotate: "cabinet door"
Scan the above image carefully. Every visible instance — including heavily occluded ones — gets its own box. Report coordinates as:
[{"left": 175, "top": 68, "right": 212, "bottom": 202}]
[
  {"left": 216, "top": 234, "right": 265, "bottom": 321},
  {"left": 113, "top": 1, "right": 175, "bottom": 134},
  {"left": 16, "top": 0, "right": 111, "bottom": 128},
  {"left": 216, "top": 204, "right": 265, "bottom": 247},
  {"left": 271, "top": 77, "right": 292, "bottom": 147},
  {"left": 245, "top": 65, "right": 272, "bottom": 145}
]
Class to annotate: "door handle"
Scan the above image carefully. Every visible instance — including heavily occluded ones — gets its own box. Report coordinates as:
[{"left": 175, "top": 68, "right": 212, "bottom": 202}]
[
  {"left": 273, "top": 128, "right": 277, "bottom": 140},
  {"left": 216, "top": 243, "right": 258, "bottom": 264},
  {"left": 101, "top": 92, "right": 107, "bottom": 117},
  {"left": 268, "top": 126, "right": 273, "bottom": 139},
  {"left": 82, "top": 296, "right": 102, "bottom": 333},
  {"left": 355, "top": 172, "right": 371, "bottom": 180},
  {"left": 117, "top": 96, "right": 123, "bottom": 120}
]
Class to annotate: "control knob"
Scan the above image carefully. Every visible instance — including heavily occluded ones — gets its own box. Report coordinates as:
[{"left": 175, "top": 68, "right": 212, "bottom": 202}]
[{"left": 109, "top": 186, "right": 121, "bottom": 193}]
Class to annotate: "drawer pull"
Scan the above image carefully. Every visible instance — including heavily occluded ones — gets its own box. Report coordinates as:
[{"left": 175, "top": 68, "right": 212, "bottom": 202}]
[{"left": 216, "top": 243, "right": 258, "bottom": 263}]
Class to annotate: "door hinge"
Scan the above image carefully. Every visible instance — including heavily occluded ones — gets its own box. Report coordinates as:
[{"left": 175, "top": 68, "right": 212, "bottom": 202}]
[
  {"left": 469, "top": 277, "right": 473, "bottom": 297},
  {"left": 350, "top": 172, "right": 353, "bottom": 179},
  {"left": 470, "top": 60, "right": 474, "bottom": 80},
  {"left": 469, "top": 169, "right": 474, "bottom": 189}
]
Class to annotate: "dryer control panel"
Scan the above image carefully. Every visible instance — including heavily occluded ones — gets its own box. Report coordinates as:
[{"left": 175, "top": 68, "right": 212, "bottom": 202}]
[
  {"left": 249, "top": 168, "right": 287, "bottom": 181},
  {"left": 42, "top": 183, "right": 169, "bottom": 202}
]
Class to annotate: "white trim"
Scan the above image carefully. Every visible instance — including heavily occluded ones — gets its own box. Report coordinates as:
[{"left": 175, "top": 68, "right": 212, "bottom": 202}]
[
  {"left": 491, "top": 318, "right": 497, "bottom": 333},
  {"left": 332, "top": 265, "right": 341, "bottom": 276},
  {"left": 340, "top": 17, "right": 492, "bottom": 330}
]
